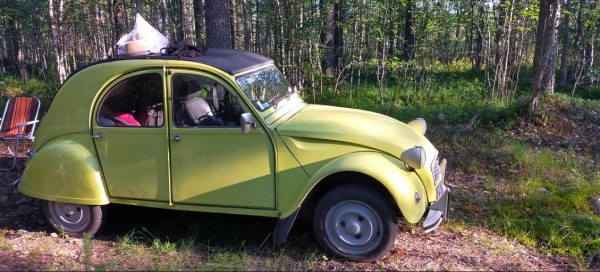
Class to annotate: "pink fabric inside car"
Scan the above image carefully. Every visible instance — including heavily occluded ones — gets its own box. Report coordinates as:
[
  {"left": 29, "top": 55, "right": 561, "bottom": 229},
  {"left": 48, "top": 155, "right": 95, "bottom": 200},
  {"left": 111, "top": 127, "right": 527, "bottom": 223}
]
[{"left": 112, "top": 112, "right": 140, "bottom": 126}]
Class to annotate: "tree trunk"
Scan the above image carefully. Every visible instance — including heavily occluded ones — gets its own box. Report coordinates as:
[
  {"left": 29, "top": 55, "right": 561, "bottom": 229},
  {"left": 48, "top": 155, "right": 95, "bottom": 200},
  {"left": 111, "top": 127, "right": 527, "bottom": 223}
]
[
  {"left": 493, "top": 0, "right": 508, "bottom": 99},
  {"left": 7, "top": 16, "right": 28, "bottom": 80},
  {"left": 571, "top": 0, "right": 585, "bottom": 83},
  {"left": 205, "top": 0, "right": 233, "bottom": 48},
  {"left": 531, "top": 0, "right": 562, "bottom": 111},
  {"left": 241, "top": 0, "right": 252, "bottom": 50},
  {"left": 136, "top": 0, "right": 142, "bottom": 15},
  {"left": 559, "top": 0, "right": 571, "bottom": 88},
  {"left": 583, "top": 24, "right": 595, "bottom": 81},
  {"left": 321, "top": 0, "right": 344, "bottom": 76},
  {"left": 192, "top": 0, "right": 205, "bottom": 44},
  {"left": 473, "top": 0, "right": 484, "bottom": 71},
  {"left": 254, "top": 0, "right": 261, "bottom": 52},
  {"left": 377, "top": 2, "right": 390, "bottom": 107},
  {"left": 177, "top": 0, "right": 185, "bottom": 41},
  {"left": 402, "top": 0, "right": 415, "bottom": 61},
  {"left": 49, "top": 0, "right": 67, "bottom": 84},
  {"left": 177, "top": 0, "right": 195, "bottom": 42},
  {"left": 160, "top": 0, "right": 169, "bottom": 35},
  {"left": 112, "top": 0, "right": 124, "bottom": 45},
  {"left": 334, "top": 1, "right": 344, "bottom": 70}
]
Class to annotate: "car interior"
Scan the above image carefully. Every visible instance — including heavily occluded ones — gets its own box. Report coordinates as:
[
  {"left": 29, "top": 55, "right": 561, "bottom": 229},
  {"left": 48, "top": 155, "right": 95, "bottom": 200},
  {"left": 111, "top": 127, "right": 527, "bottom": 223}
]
[
  {"left": 97, "top": 73, "right": 164, "bottom": 127},
  {"left": 97, "top": 73, "right": 243, "bottom": 128},
  {"left": 171, "top": 74, "right": 242, "bottom": 127}
]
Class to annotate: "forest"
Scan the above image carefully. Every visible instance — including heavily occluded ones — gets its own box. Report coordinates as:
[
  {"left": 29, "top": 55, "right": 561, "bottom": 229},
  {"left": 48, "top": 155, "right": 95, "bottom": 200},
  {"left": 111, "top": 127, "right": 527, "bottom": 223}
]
[
  {"left": 1, "top": 0, "right": 598, "bottom": 108},
  {"left": 1, "top": 0, "right": 600, "bottom": 270}
]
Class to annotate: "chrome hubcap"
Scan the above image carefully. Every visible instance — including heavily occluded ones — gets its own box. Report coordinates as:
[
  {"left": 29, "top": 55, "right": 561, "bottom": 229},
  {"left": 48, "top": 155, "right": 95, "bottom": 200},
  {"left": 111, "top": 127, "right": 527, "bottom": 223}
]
[
  {"left": 325, "top": 201, "right": 382, "bottom": 255},
  {"left": 48, "top": 202, "right": 90, "bottom": 233}
]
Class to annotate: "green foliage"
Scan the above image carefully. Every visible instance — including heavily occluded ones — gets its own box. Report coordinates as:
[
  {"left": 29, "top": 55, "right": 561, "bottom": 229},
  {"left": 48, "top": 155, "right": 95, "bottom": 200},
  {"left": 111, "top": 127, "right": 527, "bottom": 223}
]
[
  {"left": 82, "top": 233, "right": 95, "bottom": 271},
  {"left": 1, "top": 76, "right": 56, "bottom": 98},
  {"left": 316, "top": 60, "right": 528, "bottom": 126},
  {"left": 0, "top": 74, "right": 58, "bottom": 113},
  {"left": 0, "top": 233, "right": 10, "bottom": 251},
  {"left": 315, "top": 61, "right": 600, "bottom": 265},
  {"left": 449, "top": 102, "right": 600, "bottom": 263},
  {"left": 446, "top": 126, "right": 600, "bottom": 261}
]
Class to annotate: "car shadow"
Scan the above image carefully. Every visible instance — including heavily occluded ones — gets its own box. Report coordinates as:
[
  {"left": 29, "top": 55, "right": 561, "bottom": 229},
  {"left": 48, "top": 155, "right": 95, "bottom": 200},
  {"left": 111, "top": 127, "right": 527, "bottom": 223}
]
[
  {"left": 0, "top": 152, "right": 318, "bottom": 264},
  {"left": 0, "top": 159, "right": 50, "bottom": 234},
  {"left": 98, "top": 203, "right": 318, "bottom": 260}
]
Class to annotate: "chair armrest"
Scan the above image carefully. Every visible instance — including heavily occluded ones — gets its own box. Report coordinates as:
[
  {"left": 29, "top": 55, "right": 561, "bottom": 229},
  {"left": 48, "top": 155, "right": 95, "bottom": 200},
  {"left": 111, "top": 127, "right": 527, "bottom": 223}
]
[{"left": 17, "top": 120, "right": 40, "bottom": 127}]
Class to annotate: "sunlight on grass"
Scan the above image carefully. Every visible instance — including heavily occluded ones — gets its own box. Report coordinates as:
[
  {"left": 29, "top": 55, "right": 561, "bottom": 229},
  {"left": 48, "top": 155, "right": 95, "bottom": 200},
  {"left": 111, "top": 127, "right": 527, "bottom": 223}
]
[
  {"left": 485, "top": 139, "right": 600, "bottom": 260},
  {"left": 3, "top": 58, "right": 596, "bottom": 269},
  {"left": 320, "top": 67, "right": 600, "bottom": 265},
  {"left": 108, "top": 227, "right": 325, "bottom": 270}
]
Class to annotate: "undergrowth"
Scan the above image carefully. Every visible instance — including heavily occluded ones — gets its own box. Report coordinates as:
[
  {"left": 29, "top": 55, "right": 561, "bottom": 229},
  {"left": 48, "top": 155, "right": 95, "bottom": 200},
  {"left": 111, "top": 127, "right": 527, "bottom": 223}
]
[
  {"left": 0, "top": 75, "right": 58, "bottom": 113},
  {"left": 3, "top": 60, "right": 600, "bottom": 268},
  {"left": 316, "top": 63, "right": 600, "bottom": 265}
]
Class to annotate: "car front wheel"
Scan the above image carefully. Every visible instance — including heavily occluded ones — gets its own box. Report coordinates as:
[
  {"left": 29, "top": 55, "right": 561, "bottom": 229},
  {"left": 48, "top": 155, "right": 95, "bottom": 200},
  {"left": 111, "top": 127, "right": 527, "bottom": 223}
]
[
  {"left": 313, "top": 184, "right": 398, "bottom": 262},
  {"left": 41, "top": 200, "right": 106, "bottom": 237}
]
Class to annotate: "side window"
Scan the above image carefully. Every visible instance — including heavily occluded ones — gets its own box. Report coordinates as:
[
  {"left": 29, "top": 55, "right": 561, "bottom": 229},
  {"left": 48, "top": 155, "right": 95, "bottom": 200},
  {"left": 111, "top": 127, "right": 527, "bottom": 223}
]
[
  {"left": 97, "top": 73, "right": 163, "bottom": 127},
  {"left": 171, "top": 74, "right": 243, "bottom": 127}
]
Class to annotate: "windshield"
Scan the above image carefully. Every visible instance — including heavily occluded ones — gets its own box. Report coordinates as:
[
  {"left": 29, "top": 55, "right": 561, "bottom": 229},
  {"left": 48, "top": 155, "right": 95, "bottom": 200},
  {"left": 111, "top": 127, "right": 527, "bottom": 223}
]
[{"left": 236, "top": 66, "right": 298, "bottom": 112}]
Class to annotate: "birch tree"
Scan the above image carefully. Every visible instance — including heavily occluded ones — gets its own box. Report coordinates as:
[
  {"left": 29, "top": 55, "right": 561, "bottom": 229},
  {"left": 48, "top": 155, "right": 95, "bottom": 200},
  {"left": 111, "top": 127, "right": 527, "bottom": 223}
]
[{"left": 531, "top": 0, "right": 562, "bottom": 110}]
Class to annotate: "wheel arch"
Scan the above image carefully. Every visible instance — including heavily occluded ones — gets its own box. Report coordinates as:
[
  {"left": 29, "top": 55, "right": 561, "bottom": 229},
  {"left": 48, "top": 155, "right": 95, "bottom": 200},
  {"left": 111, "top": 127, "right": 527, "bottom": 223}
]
[
  {"left": 18, "top": 138, "right": 110, "bottom": 205},
  {"left": 274, "top": 152, "right": 428, "bottom": 245},
  {"left": 285, "top": 152, "right": 428, "bottom": 224},
  {"left": 299, "top": 171, "right": 400, "bottom": 221}
]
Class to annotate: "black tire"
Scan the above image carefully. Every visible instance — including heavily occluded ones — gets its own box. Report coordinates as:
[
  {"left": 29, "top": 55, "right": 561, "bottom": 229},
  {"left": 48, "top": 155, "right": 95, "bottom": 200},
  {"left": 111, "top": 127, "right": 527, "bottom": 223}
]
[
  {"left": 41, "top": 200, "right": 106, "bottom": 237},
  {"left": 313, "top": 184, "right": 398, "bottom": 262}
]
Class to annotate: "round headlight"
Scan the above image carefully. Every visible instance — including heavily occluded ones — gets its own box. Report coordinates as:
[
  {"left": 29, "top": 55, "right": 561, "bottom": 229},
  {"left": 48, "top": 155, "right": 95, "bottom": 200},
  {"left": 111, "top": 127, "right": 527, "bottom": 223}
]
[
  {"left": 407, "top": 118, "right": 427, "bottom": 135},
  {"left": 401, "top": 146, "right": 426, "bottom": 169}
]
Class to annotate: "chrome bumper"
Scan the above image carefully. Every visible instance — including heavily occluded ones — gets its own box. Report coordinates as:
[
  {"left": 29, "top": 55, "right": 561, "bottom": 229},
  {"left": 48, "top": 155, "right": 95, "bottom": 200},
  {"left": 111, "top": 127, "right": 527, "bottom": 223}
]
[{"left": 422, "top": 158, "right": 450, "bottom": 233}]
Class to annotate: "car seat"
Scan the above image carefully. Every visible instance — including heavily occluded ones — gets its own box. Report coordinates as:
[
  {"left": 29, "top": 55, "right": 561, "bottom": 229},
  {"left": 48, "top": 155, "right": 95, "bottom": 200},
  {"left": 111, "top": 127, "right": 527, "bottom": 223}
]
[
  {"left": 138, "top": 103, "right": 163, "bottom": 126},
  {"left": 184, "top": 90, "right": 224, "bottom": 126}
]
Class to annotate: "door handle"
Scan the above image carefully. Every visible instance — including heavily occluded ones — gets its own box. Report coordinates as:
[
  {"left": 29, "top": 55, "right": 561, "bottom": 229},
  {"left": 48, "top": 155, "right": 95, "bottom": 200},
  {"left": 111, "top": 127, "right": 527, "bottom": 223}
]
[
  {"left": 92, "top": 133, "right": 102, "bottom": 139},
  {"left": 172, "top": 135, "right": 181, "bottom": 142}
]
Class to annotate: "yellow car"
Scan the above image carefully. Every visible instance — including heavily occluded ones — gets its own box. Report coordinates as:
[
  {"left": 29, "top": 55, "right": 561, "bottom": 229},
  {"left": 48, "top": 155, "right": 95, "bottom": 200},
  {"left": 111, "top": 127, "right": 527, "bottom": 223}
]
[{"left": 17, "top": 48, "right": 449, "bottom": 262}]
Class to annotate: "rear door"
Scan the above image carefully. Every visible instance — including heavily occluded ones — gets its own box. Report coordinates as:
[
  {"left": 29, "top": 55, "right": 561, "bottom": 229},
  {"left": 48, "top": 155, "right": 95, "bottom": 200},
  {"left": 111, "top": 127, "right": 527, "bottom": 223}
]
[{"left": 92, "top": 70, "right": 170, "bottom": 201}]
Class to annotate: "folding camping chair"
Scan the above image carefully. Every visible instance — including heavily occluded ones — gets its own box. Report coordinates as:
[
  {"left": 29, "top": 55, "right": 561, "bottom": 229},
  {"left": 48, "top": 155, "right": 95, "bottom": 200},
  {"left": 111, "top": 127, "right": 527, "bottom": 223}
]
[{"left": 0, "top": 97, "right": 41, "bottom": 170}]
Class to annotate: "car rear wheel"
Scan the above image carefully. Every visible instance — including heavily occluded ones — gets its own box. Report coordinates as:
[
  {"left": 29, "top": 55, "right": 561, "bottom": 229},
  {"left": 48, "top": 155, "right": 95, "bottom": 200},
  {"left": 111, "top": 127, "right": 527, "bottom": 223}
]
[
  {"left": 313, "top": 184, "right": 398, "bottom": 262},
  {"left": 41, "top": 200, "right": 106, "bottom": 237}
]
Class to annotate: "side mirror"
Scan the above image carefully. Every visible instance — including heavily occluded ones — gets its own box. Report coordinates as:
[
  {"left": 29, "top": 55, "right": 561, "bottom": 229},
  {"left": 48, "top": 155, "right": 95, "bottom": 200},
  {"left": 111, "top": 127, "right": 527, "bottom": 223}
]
[{"left": 241, "top": 112, "right": 256, "bottom": 134}]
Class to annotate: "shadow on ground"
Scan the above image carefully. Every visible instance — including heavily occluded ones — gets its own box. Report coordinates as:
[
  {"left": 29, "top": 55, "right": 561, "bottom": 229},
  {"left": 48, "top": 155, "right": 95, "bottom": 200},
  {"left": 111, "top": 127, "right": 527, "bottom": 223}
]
[{"left": 0, "top": 151, "right": 317, "bottom": 264}]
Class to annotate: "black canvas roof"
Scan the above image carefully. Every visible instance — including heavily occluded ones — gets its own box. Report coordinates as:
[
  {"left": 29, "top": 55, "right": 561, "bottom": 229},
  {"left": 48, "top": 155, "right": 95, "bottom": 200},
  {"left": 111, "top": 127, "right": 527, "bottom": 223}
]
[
  {"left": 141, "top": 48, "right": 274, "bottom": 75},
  {"left": 193, "top": 48, "right": 274, "bottom": 75},
  {"left": 68, "top": 48, "right": 275, "bottom": 82}
]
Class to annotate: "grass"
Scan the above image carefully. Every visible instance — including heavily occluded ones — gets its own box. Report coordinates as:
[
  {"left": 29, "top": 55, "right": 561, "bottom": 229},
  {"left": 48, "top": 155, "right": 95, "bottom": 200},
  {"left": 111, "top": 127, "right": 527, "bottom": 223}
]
[
  {"left": 100, "top": 218, "right": 323, "bottom": 270},
  {"left": 3, "top": 61, "right": 600, "bottom": 268},
  {"left": 81, "top": 62, "right": 600, "bottom": 270},
  {"left": 82, "top": 233, "right": 94, "bottom": 271},
  {"left": 486, "top": 144, "right": 600, "bottom": 256},
  {"left": 0, "top": 234, "right": 11, "bottom": 251},
  {"left": 316, "top": 62, "right": 600, "bottom": 265}
]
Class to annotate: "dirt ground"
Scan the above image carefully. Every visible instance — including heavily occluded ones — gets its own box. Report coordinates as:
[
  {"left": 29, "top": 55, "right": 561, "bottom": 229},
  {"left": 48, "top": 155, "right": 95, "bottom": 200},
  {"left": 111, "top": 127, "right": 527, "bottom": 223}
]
[
  {"left": 1, "top": 97, "right": 598, "bottom": 270},
  {"left": 0, "top": 149, "right": 579, "bottom": 271}
]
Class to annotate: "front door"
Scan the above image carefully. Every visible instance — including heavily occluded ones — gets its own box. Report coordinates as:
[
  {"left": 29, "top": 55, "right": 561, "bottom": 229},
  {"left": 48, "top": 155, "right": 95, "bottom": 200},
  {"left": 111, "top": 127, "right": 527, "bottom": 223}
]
[
  {"left": 168, "top": 72, "right": 275, "bottom": 209},
  {"left": 92, "top": 71, "right": 170, "bottom": 201}
]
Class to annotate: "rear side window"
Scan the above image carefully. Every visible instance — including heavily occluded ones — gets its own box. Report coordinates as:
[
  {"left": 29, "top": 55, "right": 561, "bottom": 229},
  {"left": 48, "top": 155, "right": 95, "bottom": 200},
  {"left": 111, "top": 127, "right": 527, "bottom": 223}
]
[{"left": 97, "top": 73, "right": 163, "bottom": 127}]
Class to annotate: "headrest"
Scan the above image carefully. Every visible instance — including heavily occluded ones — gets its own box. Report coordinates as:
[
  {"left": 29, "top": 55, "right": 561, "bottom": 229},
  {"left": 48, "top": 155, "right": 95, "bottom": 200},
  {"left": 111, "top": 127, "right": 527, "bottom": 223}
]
[
  {"left": 186, "top": 82, "right": 214, "bottom": 101},
  {"left": 186, "top": 91, "right": 203, "bottom": 101}
]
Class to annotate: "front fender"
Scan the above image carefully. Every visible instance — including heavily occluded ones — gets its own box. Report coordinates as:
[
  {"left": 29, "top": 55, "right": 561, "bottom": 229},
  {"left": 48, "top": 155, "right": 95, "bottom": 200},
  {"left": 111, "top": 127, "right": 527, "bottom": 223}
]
[
  {"left": 285, "top": 152, "right": 428, "bottom": 223},
  {"left": 18, "top": 139, "right": 109, "bottom": 205}
]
